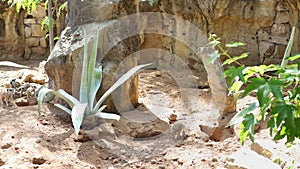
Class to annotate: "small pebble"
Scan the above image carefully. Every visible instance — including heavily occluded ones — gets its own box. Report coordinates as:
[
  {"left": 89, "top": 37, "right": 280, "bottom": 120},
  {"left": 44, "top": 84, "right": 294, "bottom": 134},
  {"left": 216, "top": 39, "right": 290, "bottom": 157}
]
[
  {"left": 135, "top": 162, "right": 142, "bottom": 168},
  {"left": 158, "top": 165, "right": 165, "bottom": 169},
  {"left": 150, "top": 159, "right": 156, "bottom": 164},
  {"left": 113, "top": 159, "right": 118, "bottom": 164},
  {"left": 211, "top": 157, "right": 218, "bottom": 162},
  {"left": 41, "top": 120, "right": 49, "bottom": 125},
  {"left": 144, "top": 155, "right": 150, "bottom": 160},
  {"left": 204, "top": 143, "right": 213, "bottom": 147},
  {"left": 32, "top": 157, "right": 46, "bottom": 165},
  {"left": 127, "top": 160, "right": 133, "bottom": 165},
  {"left": 1, "top": 143, "right": 12, "bottom": 149},
  {"left": 36, "top": 139, "right": 41, "bottom": 143}
]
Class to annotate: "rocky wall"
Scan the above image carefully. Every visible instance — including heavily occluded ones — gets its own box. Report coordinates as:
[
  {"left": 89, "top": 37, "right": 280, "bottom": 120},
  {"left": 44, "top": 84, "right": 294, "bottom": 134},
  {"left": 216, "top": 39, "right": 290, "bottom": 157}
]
[
  {"left": 0, "top": 2, "right": 25, "bottom": 60},
  {"left": 0, "top": 3, "right": 48, "bottom": 61},
  {"left": 65, "top": 0, "right": 300, "bottom": 81},
  {"left": 137, "top": 0, "right": 300, "bottom": 66},
  {"left": 48, "top": 0, "right": 300, "bottom": 107},
  {"left": 24, "top": 4, "right": 48, "bottom": 59}
]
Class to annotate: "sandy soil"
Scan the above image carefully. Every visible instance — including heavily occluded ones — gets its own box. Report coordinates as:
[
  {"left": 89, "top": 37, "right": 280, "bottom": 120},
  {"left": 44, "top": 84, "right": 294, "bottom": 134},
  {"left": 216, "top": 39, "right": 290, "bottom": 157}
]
[{"left": 0, "top": 60, "right": 288, "bottom": 169}]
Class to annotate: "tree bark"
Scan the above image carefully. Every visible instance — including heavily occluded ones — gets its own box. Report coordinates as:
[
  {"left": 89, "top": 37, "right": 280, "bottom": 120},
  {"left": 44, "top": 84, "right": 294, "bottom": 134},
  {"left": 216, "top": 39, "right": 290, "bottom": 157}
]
[{"left": 48, "top": 0, "right": 54, "bottom": 51}]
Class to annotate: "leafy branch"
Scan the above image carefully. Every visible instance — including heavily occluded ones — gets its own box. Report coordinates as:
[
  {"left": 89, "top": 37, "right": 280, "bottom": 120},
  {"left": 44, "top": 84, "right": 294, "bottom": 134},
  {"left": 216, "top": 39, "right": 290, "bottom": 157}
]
[{"left": 207, "top": 28, "right": 300, "bottom": 144}]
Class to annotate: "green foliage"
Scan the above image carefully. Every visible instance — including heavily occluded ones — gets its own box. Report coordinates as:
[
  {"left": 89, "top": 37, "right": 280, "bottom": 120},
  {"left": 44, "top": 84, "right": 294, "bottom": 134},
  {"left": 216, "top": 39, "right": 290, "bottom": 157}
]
[
  {"left": 146, "top": 0, "right": 157, "bottom": 6},
  {"left": 56, "top": 1, "right": 67, "bottom": 17},
  {"left": 38, "top": 30, "right": 151, "bottom": 139},
  {"left": 208, "top": 28, "right": 300, "bottom": 144},
  {"left": 3, "top": 0, "right": 67, "bottom": 41},
  {"left": 41, "top": 16, "right": 55, "bottom": 32},
  {"left": 3, "top": 0, "right": 41, "bottom": 13}
]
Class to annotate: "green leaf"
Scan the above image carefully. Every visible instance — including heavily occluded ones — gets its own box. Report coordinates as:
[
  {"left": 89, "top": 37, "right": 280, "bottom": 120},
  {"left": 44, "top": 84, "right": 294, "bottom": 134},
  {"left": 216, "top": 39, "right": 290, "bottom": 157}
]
[
  {"left": 38, "top": 88, "right": 53, "bottom": 113},
  {"left": 147, "top": 0, "right": 157, "bottom": 5},
  {"left": 207, "top": 38, "right": 221, "bottom": 48},
  {"left": 97, "top": 105, "right": 107, "bottom": 113},
  {"left": 270, "top": 103, "right": 289, "bottom": 126},
  {"left": 224, "top": 66, "right": 245, "bottom": 86},
  {"left": 207, "top": 50, "right": 221, "bottom": 64},
  {"left": 38, "top": 88, "right": 79, "bottom": 114},
  {"left": 87, "top": 31, "right": 99, "bottom": 109},
  {"left": 226, "top": 102, "right": 257, "bottom": 127},
  {"left": 257, "top": 84, "right": 271, "bottom": 108},
  {"left": 228, "top": 80, "right": 243, "bottom": 95},
  {"left": 224, "top": 66, "right": 237, "bottom": 86},
  {"left": 239, "top": 123, "right": 249, "bottom": 145},
  {"left": 281, "top": 26, "right": 296, "bottom": 68},
  {"left": 274, "top": 126, "right": 287, "bottom": 140},
  {"left": 243, "top": 114, "right": 256, "bottom": 142},
  {"left": 53, "top": 89, "right": 80, "bottom": 107},
  {"left": 225, "top": 42, "right": 245, "bottom": 48},
  {"left": 222, "top": 53, "right": 248, "bottom": 65},
  {"left": 242, "top": 78, "right": 265, "bottom": 97},
  {"left": 57, "top": 1, "right": 67, "bottom": 17},
  {"left": 54, "top": 104, "right": 72, "bottom": 115},
  {"left": 80, "top": 29, "right": 89, "bottom": 104},
  {"left": 287, "top": 54, "right": 300, "bottom": 61},
  {"left": 249, "top": 77, "right": 266, "bottom": 84},
  {"left": 93, "top": 63, "right": 152, "bottom": 113},
  {"left": 295, "top": 118, "right": 300, "bottom": 136},
  {"left": 243, "top": 65, "right": 270, "bottom": 79},
  {"left": 72, "top": 103, "right": 87, "bottom": 139},
  {"left": 268, "top": 79, "right": 284, "bottom": 101},
  {"left": 94, "top": 112, "right": 120, "bottom": 121},
  {"left": 90, "top": 66, "right": 102, "bottom": 108},
  {"left": 268, "top": 116, "right": 276, "bottom": 136}
]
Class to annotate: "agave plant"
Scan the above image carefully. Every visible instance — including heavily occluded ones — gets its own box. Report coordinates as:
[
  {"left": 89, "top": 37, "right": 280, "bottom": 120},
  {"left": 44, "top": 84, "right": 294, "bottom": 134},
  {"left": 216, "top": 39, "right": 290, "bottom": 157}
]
[{"left": 38, "top": 29, "right": 151, "bottom": 139}]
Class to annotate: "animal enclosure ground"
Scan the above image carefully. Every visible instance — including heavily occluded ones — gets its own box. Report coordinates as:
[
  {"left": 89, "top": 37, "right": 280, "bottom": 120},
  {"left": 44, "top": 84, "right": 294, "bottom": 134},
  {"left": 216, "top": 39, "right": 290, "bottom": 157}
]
[{"left": 0, "top": 60, "right": 298, "bottom": 169}]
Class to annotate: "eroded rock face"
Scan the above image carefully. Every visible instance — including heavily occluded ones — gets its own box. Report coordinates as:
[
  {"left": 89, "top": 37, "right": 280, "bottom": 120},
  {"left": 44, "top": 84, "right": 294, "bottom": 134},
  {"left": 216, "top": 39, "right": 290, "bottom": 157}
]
[
  {"left": 0, "top": 2, "right": 25, "bottom": 60},
  {"left": 47, "top": 0, "right": 300, "bottom": 141},
  {"left": 48, "top": 0, "right": 300, "bottom": 111},
  {"left": 45, "top": 20, "right": 141, "bottom": 113}
]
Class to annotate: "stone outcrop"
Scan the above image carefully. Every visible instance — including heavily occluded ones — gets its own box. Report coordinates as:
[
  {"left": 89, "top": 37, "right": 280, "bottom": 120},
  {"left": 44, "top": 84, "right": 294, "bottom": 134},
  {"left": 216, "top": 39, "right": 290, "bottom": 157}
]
[
  {"left": 0, "top": 2, "right": 25, "bottom": 60},
  {"left": 45, "top": 0, "right": 300, "bottom": 141}
]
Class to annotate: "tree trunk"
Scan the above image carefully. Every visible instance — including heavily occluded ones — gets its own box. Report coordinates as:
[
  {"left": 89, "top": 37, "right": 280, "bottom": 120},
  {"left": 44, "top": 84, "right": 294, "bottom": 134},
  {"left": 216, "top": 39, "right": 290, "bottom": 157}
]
[{"left": 48, "top": 0, "right": 54, "bottom": 51}]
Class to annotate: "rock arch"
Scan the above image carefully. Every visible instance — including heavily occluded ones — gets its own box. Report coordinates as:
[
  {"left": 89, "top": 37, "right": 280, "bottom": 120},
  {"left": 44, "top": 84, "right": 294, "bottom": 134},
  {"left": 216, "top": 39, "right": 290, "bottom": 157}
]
[{"left": 47, "top": 12, "right": 229, "bottom": 115}]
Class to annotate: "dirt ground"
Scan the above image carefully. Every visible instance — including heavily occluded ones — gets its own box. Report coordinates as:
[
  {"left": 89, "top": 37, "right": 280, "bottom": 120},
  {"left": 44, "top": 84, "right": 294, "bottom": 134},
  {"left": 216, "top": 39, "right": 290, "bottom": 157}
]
[{"left": 0, "top": 60, "right": 295, "bottom": 169}]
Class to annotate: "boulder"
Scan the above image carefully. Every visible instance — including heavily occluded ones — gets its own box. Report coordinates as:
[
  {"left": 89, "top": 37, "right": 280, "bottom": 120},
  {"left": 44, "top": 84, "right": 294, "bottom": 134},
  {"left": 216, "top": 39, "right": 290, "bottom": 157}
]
[{"left": 45, "top": 21, "right": 141, "bottom": 113}]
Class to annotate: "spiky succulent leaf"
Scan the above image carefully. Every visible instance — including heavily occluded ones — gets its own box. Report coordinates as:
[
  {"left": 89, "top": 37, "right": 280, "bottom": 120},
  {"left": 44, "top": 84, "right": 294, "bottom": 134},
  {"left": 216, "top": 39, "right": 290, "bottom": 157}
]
[
  {"left": 54, "top": 104, "right": 72, "bottom": 115},
  {"left": 80, "top": 29, "right": 89, "bottom": 104},
  {"left": 87, "top": 31, "right": 99, "bottom": 109},
  {"left": 93, "top": 63, "right": 152, "bottom": 113},
  {"left": 72, "top": 103, "right": 87, "bottom": 139},
  {"left": 94, "top": 112, "right": 120, "bottom": 121}
]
